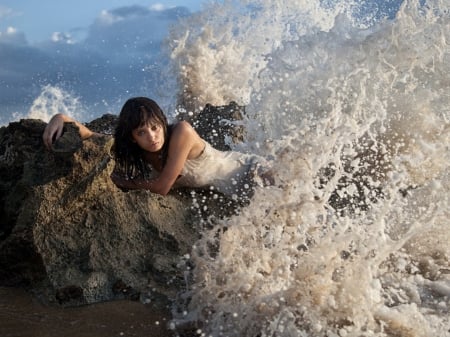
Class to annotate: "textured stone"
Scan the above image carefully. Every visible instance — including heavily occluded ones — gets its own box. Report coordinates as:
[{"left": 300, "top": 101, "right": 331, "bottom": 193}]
[{"left": 0, "top": 103, "right": 245, "bottom": 307}]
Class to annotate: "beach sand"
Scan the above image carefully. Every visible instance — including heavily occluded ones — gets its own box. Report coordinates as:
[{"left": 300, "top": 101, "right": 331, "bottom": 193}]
[{"left": 0, "top": 287, "right": 174, "bottom": 337}]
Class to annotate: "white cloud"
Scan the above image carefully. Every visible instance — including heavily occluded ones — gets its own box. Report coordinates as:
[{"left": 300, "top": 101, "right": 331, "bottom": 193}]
[
  {"left": 150, "top": 3, "right": 166, "bottom": 11},
  {"left": 0, "top": 5, "right": 16, "bottom": 19},
  {"left": 86, "top": 5, "right": 191, "bottom": 62},
  {"left": 51, "top": 32, "right": 75, "bottom": 44},
  {"left": 6, "top": 26, "right": 16, "bottom": 34},
  {"left": 0, "top": 5, "right": 192, "bottom": 124},
  {"left": 96, "top": 5, "right": 152, "bottom": 26},
  {"left": 0, "top": 26, "right": 27, "bottom": 44},
  {"left": 97, "top": 9, "right": 123, "bottom": 25}
]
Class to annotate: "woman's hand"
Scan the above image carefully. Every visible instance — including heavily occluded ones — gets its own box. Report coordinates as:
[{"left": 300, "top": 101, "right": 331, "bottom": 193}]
[
  {"left": 42, "top": 114, "right": 65, "bottom": 149},
  {"left": 42, "top": 113, "right": 96, "bottom": 150}
]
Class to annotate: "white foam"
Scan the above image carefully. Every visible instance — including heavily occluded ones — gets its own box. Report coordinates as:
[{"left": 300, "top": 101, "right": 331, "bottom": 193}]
[
  {"left": 25, "top": 85, "right": 84, "bottom": 122},
  {"left": 170, "top": 0, "right": 450, "bottom": 336}
]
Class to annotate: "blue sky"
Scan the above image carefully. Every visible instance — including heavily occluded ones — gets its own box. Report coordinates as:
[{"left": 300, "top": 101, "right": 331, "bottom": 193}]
[
  {"left": 0, "top": 1, "right": 203, "bottom": 42},
  {"left": 0, "top": 1, "right": 205, "bottom": 123}
]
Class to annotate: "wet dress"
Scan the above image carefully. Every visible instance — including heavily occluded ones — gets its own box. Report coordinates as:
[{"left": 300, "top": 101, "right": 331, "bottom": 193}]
[{"left": 174, "top": 141, "right": 265, "bottom": 197}]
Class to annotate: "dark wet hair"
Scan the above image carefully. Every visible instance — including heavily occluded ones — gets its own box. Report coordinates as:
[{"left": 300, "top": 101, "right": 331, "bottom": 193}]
[{"left": 113, "top": 97, "right": 172, "bottom": 178}]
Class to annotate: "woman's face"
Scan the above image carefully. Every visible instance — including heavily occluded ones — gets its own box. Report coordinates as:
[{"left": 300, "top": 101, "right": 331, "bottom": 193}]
[{"left": 131, "top": 122, "right": 165, "bottom": 153}]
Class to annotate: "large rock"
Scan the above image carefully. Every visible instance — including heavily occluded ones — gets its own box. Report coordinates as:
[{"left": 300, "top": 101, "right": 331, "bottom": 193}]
[{"left": 0, "top": 103, "right": 245, "bottom": 307}]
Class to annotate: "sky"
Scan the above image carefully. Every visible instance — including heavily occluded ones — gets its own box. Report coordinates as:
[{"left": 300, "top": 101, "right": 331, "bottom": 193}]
[
  {"left": 0, "top": 0, "right": 403, "bottom": 125},
  {"left": 0, "top": 1, "right": 205, "bottom": 124},
  {"left": 0, "top": 1, "right": 203, "bottom": 42}
]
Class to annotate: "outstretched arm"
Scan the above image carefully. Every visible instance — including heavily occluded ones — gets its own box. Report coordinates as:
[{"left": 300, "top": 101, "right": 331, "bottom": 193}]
[{"left": 42, "top": 113, "right": 98, "bottom": 149}]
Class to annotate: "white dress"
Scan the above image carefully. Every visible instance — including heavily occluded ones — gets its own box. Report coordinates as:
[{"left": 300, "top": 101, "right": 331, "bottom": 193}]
[{"left": 174, "top": 141, "right": 265, "bottom": 197}]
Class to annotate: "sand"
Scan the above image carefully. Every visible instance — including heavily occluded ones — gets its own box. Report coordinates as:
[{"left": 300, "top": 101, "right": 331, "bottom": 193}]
[{"left": 0, "top": 287, "right": 174, "bottom": 337}]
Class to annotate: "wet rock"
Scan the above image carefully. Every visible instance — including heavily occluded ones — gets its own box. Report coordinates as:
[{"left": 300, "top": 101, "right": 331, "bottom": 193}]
[
  {"left": 0, "top": 103, "right": 244, "bottom": 308},
  {"left": 55, "top": 285, "right": 84, "bottom": 305},
  {"left": 181, "top": 101, "right": 245, "bottom": 150}
]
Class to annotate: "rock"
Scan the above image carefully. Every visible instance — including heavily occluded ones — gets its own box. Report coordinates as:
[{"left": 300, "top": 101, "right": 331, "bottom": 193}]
[
  {"left": 185, "top": 101, "right": 246, "bottom": 150},
  {"left": 0, "top": 103, "right": 245, "bottom": 308}
]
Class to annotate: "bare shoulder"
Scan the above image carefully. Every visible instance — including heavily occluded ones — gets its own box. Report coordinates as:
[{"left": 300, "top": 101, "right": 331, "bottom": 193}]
[
  {"left": 172, "top": 121, "right": 198, "bottom": 138},
  {"left": 174, "top": 120, "right": 194, "bottom": 131},
  {"left": 171, "top": 121, "right": 204, "bottom": 158}
]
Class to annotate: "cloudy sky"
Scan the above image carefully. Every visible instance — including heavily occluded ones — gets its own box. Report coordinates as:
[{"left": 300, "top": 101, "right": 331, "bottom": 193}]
[{"left": 0, "top": 1, "right": 205, "bottom": 124}]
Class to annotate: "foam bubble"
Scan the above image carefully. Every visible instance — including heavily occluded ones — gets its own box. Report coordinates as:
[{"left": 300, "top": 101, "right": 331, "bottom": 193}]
[{"left": 170, "top": 0, "right": 450, "bottom": 336}]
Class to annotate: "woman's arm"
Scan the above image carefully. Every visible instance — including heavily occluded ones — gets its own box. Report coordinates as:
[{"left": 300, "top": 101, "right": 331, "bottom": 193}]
[{"left": 42, "top": 113, "right": 98, "bottom": 149}]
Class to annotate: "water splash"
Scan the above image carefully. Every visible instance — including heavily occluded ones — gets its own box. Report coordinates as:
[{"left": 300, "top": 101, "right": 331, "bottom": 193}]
[
  {"left": 170, "top": 0, "right": 450, "bottom": 336},
  {"left": 25, "top": 85, "right": 84, "bottom": 122}
]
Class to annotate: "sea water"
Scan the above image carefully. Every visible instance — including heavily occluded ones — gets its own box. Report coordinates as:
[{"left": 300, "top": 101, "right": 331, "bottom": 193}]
[
  {"left": 8, "top": 0, "right": 449, "bottom": 336},
  {"left": 166, "top": 0, "right": 450, "bottom": 336}
]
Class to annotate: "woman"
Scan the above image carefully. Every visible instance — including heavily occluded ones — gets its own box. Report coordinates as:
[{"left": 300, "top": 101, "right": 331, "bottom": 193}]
[{"left": 43, "top": 97, "right": 271, "bottom": 197}]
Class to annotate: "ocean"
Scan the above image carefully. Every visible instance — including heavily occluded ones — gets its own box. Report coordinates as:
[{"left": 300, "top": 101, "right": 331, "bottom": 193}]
[{"left": 3, "top": 0, "right": 450, "bottom": 336}]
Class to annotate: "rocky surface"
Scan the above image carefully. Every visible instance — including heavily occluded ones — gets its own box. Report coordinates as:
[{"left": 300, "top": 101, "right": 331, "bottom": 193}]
[{"left": 0, "top": 103, "right": 245, "bottom": 309}]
